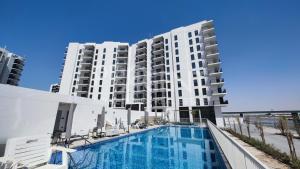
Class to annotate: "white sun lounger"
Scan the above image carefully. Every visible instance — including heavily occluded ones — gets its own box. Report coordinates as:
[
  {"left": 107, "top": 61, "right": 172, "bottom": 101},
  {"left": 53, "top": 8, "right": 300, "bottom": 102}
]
[
  {"left": 105, "top": 127, "right": 119, "bottom": 137},
  {"left": 0, "top": 135, "right": 75, "bottom": 169}
]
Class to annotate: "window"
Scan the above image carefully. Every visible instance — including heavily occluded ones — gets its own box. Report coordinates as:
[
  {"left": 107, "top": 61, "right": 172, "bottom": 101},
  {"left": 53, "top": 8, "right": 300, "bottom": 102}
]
[
  {"left": 168, "top": 100, "right": 172, "bottom": 106},
  {"left": 168, "top": 83, "right": 171, "bottom": 89},
  {"left": 176, "top": 65, "right": 180, "bottom": 70},
  {"left": 100, "top": 73, "right": 103, "bottom": 78},
  {"left": 72, "top": 87, "right": 75, "bottom": 92},
  {"left": 193, "top": 79, "right": 198, "bottom": 86},
  {"left": 98, "top": 94, "right": 101, "bottom": 100},
  {"left": 189, "top": 39, "right": 193, "bottom": 45},
  {"left": 99, "top": 80, "right": 102, "bottom": 85},
  {"left": 166, "top": 52, "right": 169, "bottom": 58},
  {"left": 79, "top": 49, "right": 82, "bottom": 54},
  {"left": 89, "top": 95, "right": 92, "bottom": 98},
  {"left": 204, "top": 98, "right": 208, "bottom": 105},
  {"left": 174, "top": 35, "right": 178, "bottom": 40},
  {"left": 90, "top": 87, "right": 93, "bottom": 92},
  {"left": 196, "top": 98, "right": 200, "bottom": 105},
  {"left": 98, "top": 87, "right": 102, "bottom": 92},
  {"left": 167, "top": 67, "right": 170, "bottom": 72},
  {"left": 177, "top": 73, "right": 181, "bottom": 79},
  {"left": 199, "top": 61, "right": 203, "bottom": 67},
  {"left": 179, "top": 99, "right": 183, "bottom": 106},
  {"left": 188, "top": 32, "right": 192, "bottom": 37},
  {"left": 75, "top": 68, "right": 78, "bottom": 72},
  {"left": 200, "top": 70, "right": 204, "bottom": 76},
  {"left": 202, "top": 88, "right": 207, "bottom": 95},
  {"left": 196, "top": 37, "right": 200, "bottom": 43},
  {"left": 166, "top": 59, "right": 169, "bottom": 65},
  {"left": 192, "top": 71, "right": 197, "bottom": 77},
  {"left": 103, "top": 54, "right": 105, "bottom": 59},
  {"left": 92, "top": 74, "right": 95, "bottom": 79},
  {"left": 192, "top": 62, "right": 196, "bottom": 69},
  {"left": 165, "top": 39, "right": 168, "bottom": 44},
  {"left": 101, "top": 67, "right": 104, "bottom": 72},
  {"left": 194, "top": 89, "right": 199, "bottom": 96},
  {"left": 168, "top": 91, "right": 171, "bottom": 97},
  {"left": 111, "top": 73, "right": 114, "bottom": 78},
  {"left": 91, "top": 80, "right": 94, "bottom": 85},
  {"left": 109, "top": 102, "right": 112, "bottom": 107},
  {"left": 167, "top": 75, "right": 170, "bottom": 80},
  {"left": 77, "top": 61, "right": 79, "bottom": 66},
  {"left": 197, "top": 45, "right": 201, "bottom": 51},
  {"left": 94, "top": 61, "right": 97, "bottom": 66},
  {"left": 109, "top": 94, "right": 112, "bottom": 99},
  {"left": 113, "top": 60, "right": 115, "bottom": 65},
  {"left": 103, "top": 48, "right": 106, "bottom": 53},
  {"left": 113, "top": 54, "right": 116, "bottom": 58},
  {"left": 175, "top": 49, "right": 179, "bottom": 55},
  {"left": 190, "top": 47, "right": 194, "bottom": 52},
  {"left": 96, "top": 49, "right": 98, "bottom": 54},
  {"left": 175, "top": 42, "right": 178, "bottom": 48},
  {"left": 178, "top": 90, "right": 182, "bottom": 97},
  {"left": 165, "top": 46, "right": 169, "bottom": 50},
  {"left": 197, "top": 53, "right": 201, "bottom": 59},
  {"left": 195, "top": 30, "right": 199, "bottom": 35},
  {"left": 178, "top": 81, "right": 182, "bottom": 88},
  {"left": 95, "top": 55, "right": 98, "bottom": 60},
  {"left": 176, "top": 57, "right": 179, "bottom": 63},
  {"left": 75, "top": 74, "right": 77, "bottom": 78},
  {"left": 201, "top": 79, "right": 205, "bottom": 85},
  {"left": 191, "top": 54, "right": 195, "bottom": 60},
  {"left": 114, "top": 48, "right": 117, "bottom": 52},
  {"left": 102, "top": 61, "right": 105, "bottom": 65},
  {"left": 78, "top": 55, "right": 81, "bottom": 60}
]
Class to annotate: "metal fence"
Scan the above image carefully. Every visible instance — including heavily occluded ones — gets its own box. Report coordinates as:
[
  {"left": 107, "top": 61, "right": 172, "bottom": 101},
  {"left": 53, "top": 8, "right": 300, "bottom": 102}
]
[{"left": 207, "top": 120, "right": 269, "bottom": 169}]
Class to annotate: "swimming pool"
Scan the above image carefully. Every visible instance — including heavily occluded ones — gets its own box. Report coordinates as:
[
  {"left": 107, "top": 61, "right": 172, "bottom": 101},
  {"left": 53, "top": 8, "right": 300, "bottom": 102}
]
[{"left": 54, "top": 126, "right": 227, "bottom": 169}]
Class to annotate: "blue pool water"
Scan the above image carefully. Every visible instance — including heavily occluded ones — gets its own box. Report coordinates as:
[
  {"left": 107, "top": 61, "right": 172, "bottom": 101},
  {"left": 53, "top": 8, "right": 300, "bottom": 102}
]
[{"left": 52, "top": 126, "right": 226, "bottom": 169}]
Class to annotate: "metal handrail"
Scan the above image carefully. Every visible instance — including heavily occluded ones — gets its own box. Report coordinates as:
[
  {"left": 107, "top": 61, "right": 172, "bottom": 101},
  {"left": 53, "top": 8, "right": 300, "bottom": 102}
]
[{"left": 207, "top": 120, "right": 269, "bottom": 169}]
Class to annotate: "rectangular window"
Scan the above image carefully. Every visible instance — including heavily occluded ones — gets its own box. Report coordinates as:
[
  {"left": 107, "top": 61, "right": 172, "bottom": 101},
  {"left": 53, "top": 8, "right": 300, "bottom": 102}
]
[
  {"left": 110, "top": 87, "right": 113, "bottom": 92},
  {"left": 168, "top": 83, "right": 171, "bottom": 89},
  {"left": 109, "top": 94, "right": 112, "bottom": 99},
  {"left": 176, "top": 65, "right": 180, "bottom": 70},
  {"left": 91, "top": 80, "right": 94, "bottom": 85},
  {"left": 109, "top": 102, "right": 112, "bottom": 107},
  {"left": 200, "top": 70, "right": 204, "bottom": 76},
  {"left": 96, "top": 49, "right": 98, "bottom": 54},
  {"left": 177, "top": 73, "right": 181, "bottom": 79},
  {"left": 99, "top": 87, "right": 102, "bottom": 92},
  {"left": 103, "top": 48, "right": 106, "bottom": 53},
  {"left": 76, "top": 68, "right": 78, "bottom": 72},
  {"left": 90, "top": 87, "right": 93, "bottom": 92},
  {"left": 167, "top": 74, "right": 170, "bottom": 80},
  {"left": 166, "top": 59, "right": 169, "bottom": 65},
  {"left": 199, "top": 61, "right": 203, "bottom": 67},
  {"left": 113, "top": 60, "right": 115, "bottom": 65},
  {"left": 95, "top": 55, "right": 98, "bottom": 60},
  {"left": 165, "top": 46, "right": 169, "bottom": 50},
  {"left": 175, "top": 49, "right": 179, "bottom": 55},
  {"left": 78, "top": 55, "right": 81, "bottom": 60},
  {"left": 201, "top": 79, "right": 205, "bottom": 85},
  {"left": 94, "top": 61, "right": 97, "bottom": 66},
  {"left": 193, "top": 79, "right": 198, "bottom": 86},
  {"left": 165, "top": 39, "right": 168, "bottom": 44},
  {"left": 113, "top": 54, "right": 116, "bottom": 58},
  {"left": 197, "top": 45, "right": 201, "bottom": 51},
  {"left": 72, "top": 87, "right": 75, "bottom": 92},
  {"left": 100, "top": 73, "right": 103, "bottom": 78},
  {"left": 92, "top": 74, "right": 95, "bottom": 79},
  {"left": 166, "top": 52, "right": 169, "bottom": 58},
  {"left": 77, "top": 61, "right": 79, "bottom": 66},
  {"left": 196, "top": 37, "right": 200, "bottom": 43},
  {"left": 178, "top": 81, "right": 181, "bottom": 88},
  {"left": 190, "top": 47, "right": 194, "bottom": 52},
  {"left": 89, "top": 95, "right": 92, "bottom": 98},
  {"left": 102, "top": 61, "right": 105, "bottom": 65},
  {"left": 98, "top": 94, "right": 101, "bottom": 100},
  {"left": 179, "top": 99, "right": 183, "bottom": 106},
  {"left": 192, "top": 71, "right": 197, "bottom": 77},
  {"left": 195, "top": 89, "right": 199, "bottom": 96},
  {"left": 99, "top": 80, "right": 102, "bottom": 85},
  {"left": 204, "top": 98, "right": 208, "bottom": 105},
  {"left": 195, "top": 30, "right": 199, "bottom": 35},
  {"left": 103, "top": 54, "right": 105, "bottom": 59},
  {"left": 191, "top": 54, "right": 195, "bottom": 60},
  {"left": 168, "top": 100, "right": 172, "bottom": 106},
  {"left": 79, "top": 49, "right": 82, "bottom": 54},
  {"left": 174, "top": 35, "right": 178, "bottom": 40},
  {"left": 196, "top": 98, "right": 200, "bottom": 105},
  {"left": 178, "top": 90, "right": 182, "bottom": 97},
  {"left": 176, "top": 57, "right": 179, "bottom": 63},
  {"left": 188, "top": 32, "right": 192, "bottom": 38},
  {"left": 114, "top": 48, "right": 117, "bottom": 52},
  {"left": 189, "top": 39, "right": 193, "bottom": 45},
  {"left": 197, "top": 53, "right": 201, "bottom": 59},
  {"left": 192, "top": 62, "right": 196, "bottom": 69},
  {"left": 167, "top": 67, "right": 170, "bottom": 72},
  {"left": 202, "top": 88, "right": 207, "bottom": 95},
  {"left": 168, "top": 91, "right": 171, "bottom": 97}
]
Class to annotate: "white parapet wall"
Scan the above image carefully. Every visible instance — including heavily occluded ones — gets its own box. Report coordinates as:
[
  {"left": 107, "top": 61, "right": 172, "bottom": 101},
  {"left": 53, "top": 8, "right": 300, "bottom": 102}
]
[{"left": 0, "top": 84, "right": 147, "bottom": 155}]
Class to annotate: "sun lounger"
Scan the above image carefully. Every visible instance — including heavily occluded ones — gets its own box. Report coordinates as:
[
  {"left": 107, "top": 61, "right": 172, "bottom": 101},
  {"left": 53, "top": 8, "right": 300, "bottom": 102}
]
[
  {"left": 105, "top": 126, "right": 120, "bottom": 137},
  {"left": 0, "top": 135, "right": 75, "bottom": 169}
]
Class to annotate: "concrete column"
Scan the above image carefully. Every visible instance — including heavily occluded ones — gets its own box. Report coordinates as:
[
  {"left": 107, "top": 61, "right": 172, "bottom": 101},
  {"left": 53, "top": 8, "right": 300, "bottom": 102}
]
[
  {"left": 189, "top": 107, "right": 193, "bottom": 123},
  {"left": 214, "top": 106, "right": 224, "bottom": 127}
]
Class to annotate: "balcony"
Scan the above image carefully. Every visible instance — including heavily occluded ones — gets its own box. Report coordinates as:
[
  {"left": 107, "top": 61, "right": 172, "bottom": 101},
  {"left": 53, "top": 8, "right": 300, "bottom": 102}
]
[
  {"left": 152, "top": 55, "right": 164, "bottom": 61},
  {"left": 151, "top": 75, "right": 166, "bottom": 81},
  {"left": 118, "top": 48, "right": 128, "bottom": 53},
  {"left": 152, "top": 41, "right": 163, "bottom": 47},
  {"left": 209, "top": 69, "right": 223, "bottom": 77},
  {"left": 207, "top": 59, "right": 221, "bottom": 67},
  {"left": 81, "top": 61, "right": 92, "bottom": 65},
  {"left": 205, "top": 44, "right": 218, "bottom": 50},
  {"left": 135, "top": 59, "right": 147, "bottom": 63},
  {"left": 118, "top": 53, "right": 128, "bottom": 58},
  {"left": 115, "top": 73, "right": 127, "bottom": 78},
  {"left": 213, "top": 100, "right": 228, "bottom": 107},
  {"left": 204, "top": 36, "right": 216, "bottom": 43},
  {"left": 210, "top": 78, "right": 224, "bottom": 86},
  {"left": 212, "top": 89, "right": 227, "bottom": 96},
  {"left": 116, "top": 61, "right": 128, "bottom": 65},
  {"left": 206, "top": 53, "right": 219, "bottom": 59},
  {"left": 151, "top": 62, "right": 165, "bottom": 68},
  {"left": 136, "top": 46, "right": 147, "bottom": 52},
  {"left": 152, "top": 48, "right": 164, "bottom": 55}
]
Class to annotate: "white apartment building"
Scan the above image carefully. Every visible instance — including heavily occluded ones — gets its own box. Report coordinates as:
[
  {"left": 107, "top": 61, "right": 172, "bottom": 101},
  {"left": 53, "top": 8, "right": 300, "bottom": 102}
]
[
  {"left": 59, "top": 20, "right": 228, "bottom": 125},
  {"left": 0, "top": 48, "right": 24, "bottom": 86}
]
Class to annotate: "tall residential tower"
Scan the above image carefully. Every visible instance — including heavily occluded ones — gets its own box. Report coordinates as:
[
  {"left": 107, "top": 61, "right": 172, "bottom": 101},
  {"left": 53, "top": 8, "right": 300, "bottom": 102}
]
[
  {"left": 0, "top": 48, "right": 24, "bottom": 86},
  {"left": 59, "top": 20, "right": 228, "bottom": 125}
]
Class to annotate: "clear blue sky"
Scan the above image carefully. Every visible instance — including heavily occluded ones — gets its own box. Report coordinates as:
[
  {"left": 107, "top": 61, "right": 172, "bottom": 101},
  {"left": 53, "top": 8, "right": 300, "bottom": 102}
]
[{"left": 1, "top": 0, "right": 299, "bottom": 111}]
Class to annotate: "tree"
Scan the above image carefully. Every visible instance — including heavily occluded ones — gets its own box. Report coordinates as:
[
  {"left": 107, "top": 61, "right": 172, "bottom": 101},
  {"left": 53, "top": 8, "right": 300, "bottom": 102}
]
[
  {"left": 255, "top": 117, "right": 265, "bottom": 144},
  {"left": 244, "top": 116, "right": 251, "bottom": 138},
  {"left": 278, "top": 116, "right": 297, "bottom": 159}
]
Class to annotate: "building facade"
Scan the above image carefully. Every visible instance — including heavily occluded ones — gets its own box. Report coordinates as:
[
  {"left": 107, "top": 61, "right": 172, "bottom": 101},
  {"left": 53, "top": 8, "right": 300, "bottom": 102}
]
[
  {"left": 0, "top": 48, "right": 24, "bottom": 86},
  {"left": 59, "top": 20, "right": 228, "bottom": 125}
]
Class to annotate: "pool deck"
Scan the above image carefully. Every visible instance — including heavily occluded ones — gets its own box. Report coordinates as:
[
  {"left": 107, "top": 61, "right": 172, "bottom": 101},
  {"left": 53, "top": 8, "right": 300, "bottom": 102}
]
[{"left": 68, "top": 125, "right": 162, "bottom": 148}]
